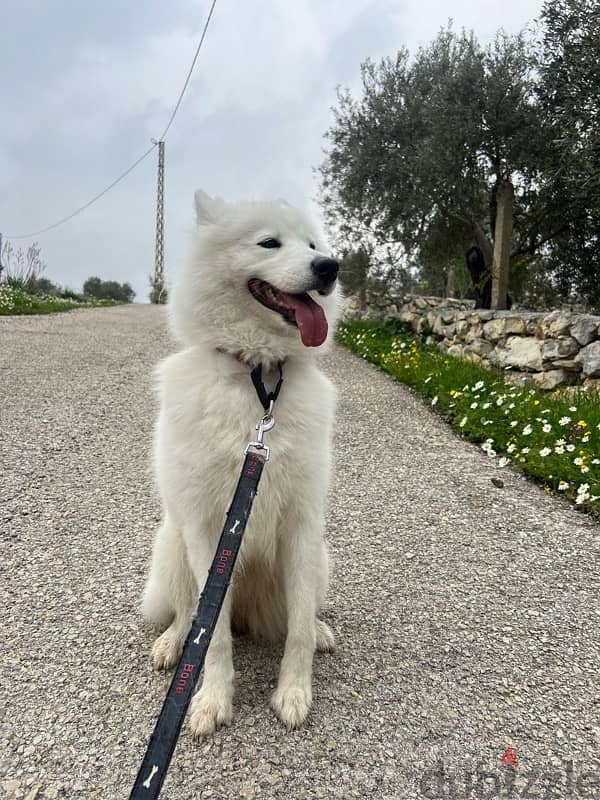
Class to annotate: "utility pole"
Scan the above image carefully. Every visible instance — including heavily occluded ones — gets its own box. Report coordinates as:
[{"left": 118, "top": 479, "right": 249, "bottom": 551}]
[{"left": 150, "top": 140, "right": 166, "bottom": 304}]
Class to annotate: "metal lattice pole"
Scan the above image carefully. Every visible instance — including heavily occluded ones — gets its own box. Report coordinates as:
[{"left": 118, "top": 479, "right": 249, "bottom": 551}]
[{"left": 151, "top": 141, "right": 166, "bottom": 304}]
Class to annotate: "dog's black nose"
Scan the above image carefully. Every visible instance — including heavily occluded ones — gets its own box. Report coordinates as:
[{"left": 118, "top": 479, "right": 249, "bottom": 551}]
[{"left": 311, "top": 256, "right": 339, "bottom": 284}]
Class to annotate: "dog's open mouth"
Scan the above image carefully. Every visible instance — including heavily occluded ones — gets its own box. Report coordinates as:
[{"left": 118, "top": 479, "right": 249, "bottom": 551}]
[{"left": 248, "top": 279, "right": 328, "bottom": 347}]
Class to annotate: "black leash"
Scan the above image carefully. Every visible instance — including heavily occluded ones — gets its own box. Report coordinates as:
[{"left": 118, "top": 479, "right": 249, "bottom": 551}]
[
  {"left": 129, "top": 364, "right": 283, "bottom": 800},
  {"left": 250, "top": 362, "right": 283, "bottom": 411}
]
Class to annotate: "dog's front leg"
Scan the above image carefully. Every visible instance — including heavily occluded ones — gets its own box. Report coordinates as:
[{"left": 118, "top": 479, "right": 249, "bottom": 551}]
[
  {"left": 271, "top": 511, "right": 321, "bottom": 729},
  {"left": 184, "top": 529, "right": 235, "bottom": 739}
]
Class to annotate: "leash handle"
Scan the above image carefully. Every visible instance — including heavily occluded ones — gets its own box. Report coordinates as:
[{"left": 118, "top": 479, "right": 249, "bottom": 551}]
[{"left": 129, "top": 450, "right": 266, "bottom": 800}]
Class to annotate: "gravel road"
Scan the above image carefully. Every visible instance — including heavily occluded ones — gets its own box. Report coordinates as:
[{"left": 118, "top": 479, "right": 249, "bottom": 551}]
[{"left": 1, "top": 305, "right": 599, "bottom": 800}]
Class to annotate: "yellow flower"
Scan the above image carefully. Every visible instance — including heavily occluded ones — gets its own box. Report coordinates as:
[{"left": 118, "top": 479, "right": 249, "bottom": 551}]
[
  {"left": 533, "top": 399, "right": 540, "bottom": 405},
  {"left": 577, "top": 420, "right": 587, "bottom": 427}
]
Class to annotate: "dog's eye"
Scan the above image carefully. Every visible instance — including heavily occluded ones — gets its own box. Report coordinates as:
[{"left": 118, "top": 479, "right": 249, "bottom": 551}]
[
  {"left": 258, "top": 238, "right": 281, "bottom": 249},
  {"left": 309, "top": 243, "right": 316, "bottom": 250}
]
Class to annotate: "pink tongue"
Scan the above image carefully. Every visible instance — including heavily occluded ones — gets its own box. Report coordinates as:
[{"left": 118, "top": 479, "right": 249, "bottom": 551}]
[{"left": 284, "top": 292, "right": 328, "bottom": 347}]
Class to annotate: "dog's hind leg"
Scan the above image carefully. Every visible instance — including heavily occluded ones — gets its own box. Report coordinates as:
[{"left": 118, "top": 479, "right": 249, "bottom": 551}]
[
  {"left": 142, "top": 515, "right": 197, "bottom": 670},
  {"left": 315, "top": 618, "right": 335, "bottom": 653},
  {"left": 271, "top": 508, "right": 328, "bottom": 730},
  {"left": 315, "top": 543, "right": 335, "bottom": 653}
]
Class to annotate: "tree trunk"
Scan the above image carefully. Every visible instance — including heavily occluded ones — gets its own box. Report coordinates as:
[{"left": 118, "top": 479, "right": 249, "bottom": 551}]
[
  {"left": 491, "top": 181, "right": 514, "bottom": 310},
  {"left": 473, "top": 223, "right": 494, "bottom": 268}
]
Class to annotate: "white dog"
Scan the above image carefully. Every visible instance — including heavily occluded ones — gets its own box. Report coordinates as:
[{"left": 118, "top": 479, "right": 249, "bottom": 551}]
[{"left": 141, "top": 191, "right": 341, "bottom": 738}]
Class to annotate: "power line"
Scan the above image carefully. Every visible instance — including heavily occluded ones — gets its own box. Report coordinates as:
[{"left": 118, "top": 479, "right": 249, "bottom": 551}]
[
  {"left": 5, "top": 0, "right": 218, "bottom": 241},
  {"left": 7, "top": 144, "right": 158, "bottom": 240},
  {"left": 158, "top": 0, "right": 217, "bottom": 141}
]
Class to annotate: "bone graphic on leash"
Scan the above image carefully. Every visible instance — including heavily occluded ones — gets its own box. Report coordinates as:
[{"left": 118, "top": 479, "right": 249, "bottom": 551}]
[
  {"left": 229, "top": 519, "right": 241, "bottom": 535},
  {"left": 142, "top": 765, "right": 158, "bottom": 789},
  {"left": 193, "top": 627, "right": 207, "bottom": 645}
]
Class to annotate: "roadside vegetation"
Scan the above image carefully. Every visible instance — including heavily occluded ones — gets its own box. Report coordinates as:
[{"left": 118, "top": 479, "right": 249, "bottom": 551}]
[
  {"left": 338, "top": 319, "right": 600, "bottom": 512},
  {"left": 0, "top": 240, "right": 134, "bottom": 315}
]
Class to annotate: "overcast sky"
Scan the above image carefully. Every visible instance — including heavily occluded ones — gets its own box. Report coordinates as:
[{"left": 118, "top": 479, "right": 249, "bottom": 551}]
[{"left": 1, "top": 0, "right": 543, "bottom": 301}]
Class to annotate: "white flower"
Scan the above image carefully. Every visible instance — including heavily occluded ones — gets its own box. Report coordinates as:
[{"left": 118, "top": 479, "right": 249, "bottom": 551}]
[
  {"left": 558, "top": 481, "right": 569, "bottom": 491},
  {"left": 522, "top": 424, "right": 533, "bottom": 436},
  {"left": 510, "top": 420, "right": 518, "bottom": 428},
  {"left": 581, "top": 466, "right": 590, "bottom": 473},
  {"left": 470, "top": 402, "right": 478, "bottom": 409},
  {"left": 569, "top": 406, "right": 577, "bottom": 412},
  {"left": 459, "top": 416, "right": 468, "bottom": 427},
  {"left": 559, "top": 416, "right": 571, "bottom": 426},
  {"left": 431, "top": 395, "right": 438, "bottom": 406},
  {"left": 582, "top": 435, "right": 590, "bottom": 443},
  {"left": 507, "top": 444, "right": 516, "bottom": 453},
  {"left": 474, "top": 380, "right": 485, "bottom": 391},
  {"left": 566, "top": 444, "right": 576, "bottom": 452},
  {"left": 543, "top": 424, "right": 552, "bottom": 433},
  {"left": 498, "top": 457, "right": 509, "bottom": 467},
  {"left": 482, "top": 402, "right": 491, "bottom": 409},
  {"left": 424, "top": 376, "right": 431, "bottom": 383},
  {"left": 483, "top": 419, "right": 493, "bottom": 425},
  {"left": 575, "top": 495, "right": 587, "bottom": 504},
  {"left": 508, "top": 403, "right": 515, "bottom": 410},
  {"left": 521, "top": 447, "right": 530, "bottom": 454},
  {"left": 555, "top": 438, "right": 566, "bottom": 446},
  {"left": 574, "top": 457, "right": 584, "bottom": 466},
  {"left": 555, "top": 446, "right": 565, "bottom": 455},
  {"left": 496, "top": 397, "right": 504, "bottom": 406},
  {"left": 578, "top": 483, "right": 590, "bottom": 493},
  {"left": 539, "top": 448, "right": 552, "bottom": 457},
  {"left": 541, "top": 409, "right": 551, "bottom": 415},
  {"left": 592, "top": 458, "right": 600, "bottom": 465}
]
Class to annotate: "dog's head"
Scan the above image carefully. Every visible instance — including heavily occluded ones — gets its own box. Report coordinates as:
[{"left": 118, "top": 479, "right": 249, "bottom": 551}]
[{"left": 170, "top": 191, "right": 341, "bottom": 362}]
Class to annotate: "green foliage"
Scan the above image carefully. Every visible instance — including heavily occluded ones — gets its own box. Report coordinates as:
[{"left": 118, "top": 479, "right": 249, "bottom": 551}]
[
  {"left": 321, "top": 9, "right": 600, "bottom": 307},
  {"left": 0, "top": 240, "right": 46, "bottom": 291},
  {"left": 320, "top": 27, "right": 541, "bottom": 275},
  {"left": 83, "top": 276, "right": 135, "bottom": 303},
  {"left": 338, "top": 319, "right": 600, "bottom": 511},
  {"left": 27, "top": 276, "right": 61, "bottom": 296},
  {"left": 0, "top": 283, "right": 120, "bottom": 315},
  {"left": 538, "top": 0, "right": 600, "bottom": 306},
  {"left": 149, "top": 275, "right": 168, "bottom": 304}
]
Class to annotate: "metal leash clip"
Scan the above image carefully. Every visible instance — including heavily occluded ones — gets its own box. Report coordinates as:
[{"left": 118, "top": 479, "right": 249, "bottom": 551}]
[{"left": 245, "top": 401, "right": 275, "bottom": 461}]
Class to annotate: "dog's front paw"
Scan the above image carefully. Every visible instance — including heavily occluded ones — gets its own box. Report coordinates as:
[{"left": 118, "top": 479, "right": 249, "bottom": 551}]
[
  {"left": 271, "top": 685, "right": 312, "bottom": 730},
  {"left": 150, "top": 628, "right": 184, "bottom": 671},
  {"left": 189, "top": 687, "right": 234, "bottom": 740}
]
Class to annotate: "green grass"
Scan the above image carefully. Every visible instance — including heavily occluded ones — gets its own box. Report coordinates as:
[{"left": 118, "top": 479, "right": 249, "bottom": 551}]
[
  {"left": 338, "top": 319, "right": 600, "bottom": 512},
  {"left": 0, "top": 283, "right": 121, "bottom": 315}
]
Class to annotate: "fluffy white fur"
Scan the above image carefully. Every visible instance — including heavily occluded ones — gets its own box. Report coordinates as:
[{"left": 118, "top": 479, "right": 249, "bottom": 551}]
[{"left": 142, "top": 191, "right": 340, "bottom": 737}]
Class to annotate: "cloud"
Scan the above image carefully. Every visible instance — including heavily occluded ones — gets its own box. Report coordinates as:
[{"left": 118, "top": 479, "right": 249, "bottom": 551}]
[{"left": 1, "top": 0, "right": 543, "bottom": 299}]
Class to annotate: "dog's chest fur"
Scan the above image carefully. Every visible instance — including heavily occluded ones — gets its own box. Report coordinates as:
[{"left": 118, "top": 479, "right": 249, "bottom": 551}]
[{"left": 154, "top": 346, "right": 333, "bottom": 562}]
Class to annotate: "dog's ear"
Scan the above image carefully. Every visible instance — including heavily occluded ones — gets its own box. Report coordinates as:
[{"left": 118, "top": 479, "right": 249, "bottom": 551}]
[{"left": 194, "top": 190, "right": 225, "bottom": 225}]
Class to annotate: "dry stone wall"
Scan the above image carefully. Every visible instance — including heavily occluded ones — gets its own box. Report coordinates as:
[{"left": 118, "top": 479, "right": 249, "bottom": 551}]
[{"left": 343, "top": 294, "right": 600, "bottom": 391}]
